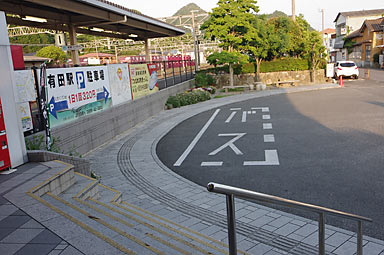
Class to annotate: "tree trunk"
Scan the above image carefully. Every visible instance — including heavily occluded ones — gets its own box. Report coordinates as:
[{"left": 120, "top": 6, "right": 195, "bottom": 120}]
[
  {"left": 229, "top": 63, "right": 234, "bottom": 86},
  {"left": 256, "top": 58, "right": 262, "bottom": 82}
]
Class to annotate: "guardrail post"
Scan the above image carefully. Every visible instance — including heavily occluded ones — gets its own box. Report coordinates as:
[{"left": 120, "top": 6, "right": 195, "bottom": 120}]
[
  {"left": 319, "top": 212, "right": 325, "bottom": 255},
  {"left": 357, "top": 221, "right": 363, "bottom": 255},
  {"left": 163, "top": 61, "right": 167, "bottom": 88},
  {"left": 226, "top": 194, "right": 237, "bottom": 255}
]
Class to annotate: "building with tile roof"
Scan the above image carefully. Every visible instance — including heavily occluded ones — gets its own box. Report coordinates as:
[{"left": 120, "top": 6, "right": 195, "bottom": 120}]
[{"left": 333, "top": 9, "right": 384, "bottom": 61}]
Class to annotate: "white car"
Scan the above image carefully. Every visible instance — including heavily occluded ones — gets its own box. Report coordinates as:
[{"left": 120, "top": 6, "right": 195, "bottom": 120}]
[{"left": 334, "top": 61, "right": 359, "bottom": 79}]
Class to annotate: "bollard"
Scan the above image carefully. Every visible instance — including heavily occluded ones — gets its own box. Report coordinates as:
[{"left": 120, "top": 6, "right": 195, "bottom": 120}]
[{"left": 339, "top": 76, "right": 343, "bottom": 87}]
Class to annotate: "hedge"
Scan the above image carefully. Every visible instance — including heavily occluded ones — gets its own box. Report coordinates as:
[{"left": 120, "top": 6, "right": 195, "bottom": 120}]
[{"left": 201, "top": 58, "right": 311, "bottom": 74}]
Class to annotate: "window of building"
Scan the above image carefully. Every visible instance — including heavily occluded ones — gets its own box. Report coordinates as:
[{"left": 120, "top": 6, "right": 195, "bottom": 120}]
[{"left": 365, "top": 45, "right": 371, "bottom": 61}]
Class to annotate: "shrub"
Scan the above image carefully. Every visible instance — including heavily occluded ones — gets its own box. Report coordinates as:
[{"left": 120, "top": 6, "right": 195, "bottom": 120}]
[
  {"left": 165, "top": 89, "right": 211, "bottom": 109},
  {"left": 195, "top": 72, "right": 216, "bottom": 87},
  {"left": 260, "top": 58, "right": 310, "bottom": 72}
]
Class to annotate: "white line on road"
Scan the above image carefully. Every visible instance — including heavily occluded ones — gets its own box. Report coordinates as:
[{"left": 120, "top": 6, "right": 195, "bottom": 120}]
[
  {"left": 243, "top": 150, "right": 280, "bottom": 166},
  {"left": 264, "top": 134, "right": 275, "bottom": 143},
  {"left": 252, "top": 107, "right": 269, "bottom": 112},
  {"left": 263, "top": 123, "right": 273, "bottom": 129},
  {"left": 225, "top": 111, "right": 237, "bottom": 123},
  {"left": 209, "top": 133, "right": 246, "bottom": 155},
  {"left": 262, "top": 115, "right": 271, "bottom": 120},
  {"left": 230, "top": 108, "right": 241, "bottom": 111},
  {"left": 201, "top": 162, "right": 223, "bottom": 166},
  {"left": 173, "top": 109, "right": 221, "bottom": 166},
  {"left": 242, "top": 111, "right": 247, "bottom": 122}
]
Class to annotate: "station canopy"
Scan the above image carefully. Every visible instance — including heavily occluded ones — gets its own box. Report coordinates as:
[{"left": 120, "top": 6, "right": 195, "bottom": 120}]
[{"left": 0, "top": 0, "right": 185, "bottom": 40}]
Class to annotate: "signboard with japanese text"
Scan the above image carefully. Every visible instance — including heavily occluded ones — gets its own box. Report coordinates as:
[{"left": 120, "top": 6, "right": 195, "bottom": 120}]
[
  {"left": 129, "top": 63, "right": 159, "bottom": 99},
  {"left": 18, "top": 102, "right": 33, "bottom": 132},
  {"left": 44, "top": 66, "right": 112, "bottom": 128},
  {"left": 107, "top": 64, "right": 132, "bottom": 106},
  {"left": 14, "top": 70, "right": 36, "bottom": 103}
]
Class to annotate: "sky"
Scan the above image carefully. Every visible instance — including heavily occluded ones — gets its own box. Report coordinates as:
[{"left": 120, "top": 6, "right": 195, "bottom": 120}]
[{"left": 111, "top": 0, "right": 384, "bottom": 31}]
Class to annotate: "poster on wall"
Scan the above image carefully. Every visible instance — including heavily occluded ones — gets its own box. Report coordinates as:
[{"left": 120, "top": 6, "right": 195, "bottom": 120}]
[
  {"left": 18, "top": 102, "right": 33, "bottom": 132},
  {"left": 44, "top": 66, "right": 112, "bottom": 128},
  {"left": 107, "top": 64, "right": 132, "bottom": 106},
  {"left": 129, "top": 63, "right": 159, "bottom": 99},
  {"left": 14, "top": 70, "right": 36, "bottom": 103}
]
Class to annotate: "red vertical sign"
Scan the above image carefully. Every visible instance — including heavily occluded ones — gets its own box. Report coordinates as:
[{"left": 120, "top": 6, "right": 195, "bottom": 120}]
[{"left": 0, "top": 99, "right": 11, "bottom": 171}]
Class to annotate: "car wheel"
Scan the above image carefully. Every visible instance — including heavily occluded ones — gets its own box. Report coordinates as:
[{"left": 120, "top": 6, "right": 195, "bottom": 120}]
[{"left": 354, "top": 75, "right": 358, "bottom": 79}]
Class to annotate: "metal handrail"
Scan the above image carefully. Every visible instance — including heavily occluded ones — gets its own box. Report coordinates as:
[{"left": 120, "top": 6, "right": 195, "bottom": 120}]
[{"left": 207, "top": 182, "right": 372, "bottom": 255}]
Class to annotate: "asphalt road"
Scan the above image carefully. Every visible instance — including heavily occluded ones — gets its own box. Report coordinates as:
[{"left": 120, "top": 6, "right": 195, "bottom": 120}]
[{"left": 157, "top": 77, "right": 384, "bottom": 239}]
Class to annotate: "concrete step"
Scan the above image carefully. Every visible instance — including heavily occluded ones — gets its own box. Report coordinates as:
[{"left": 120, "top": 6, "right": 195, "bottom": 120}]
[
  {"left": 41, "top": 192, "right": 162, "bottom": 255},
  {"left": 43, "top": 172, "right": 237, "bottom": 255},
  {"left": 85, "top": 190, "right": 228, "bottom": 254}
]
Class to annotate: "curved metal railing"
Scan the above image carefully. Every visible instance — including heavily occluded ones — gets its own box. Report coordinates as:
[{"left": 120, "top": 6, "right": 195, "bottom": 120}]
[{"left": 207, "top": 182, "right": 372, "bottom": 255}]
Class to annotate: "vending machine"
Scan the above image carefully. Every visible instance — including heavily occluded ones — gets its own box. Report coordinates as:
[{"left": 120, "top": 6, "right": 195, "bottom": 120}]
[{"left": 0, "top": 99, "right": 11, "bottom": 171}]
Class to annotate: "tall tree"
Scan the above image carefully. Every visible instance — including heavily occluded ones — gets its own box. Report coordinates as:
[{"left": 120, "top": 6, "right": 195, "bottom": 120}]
[
  {"left": 201, "top": 0, "right": 259, "bottom": 85},
  {"left": 36, "top": 45, "right": 67, "bottom": 65}
]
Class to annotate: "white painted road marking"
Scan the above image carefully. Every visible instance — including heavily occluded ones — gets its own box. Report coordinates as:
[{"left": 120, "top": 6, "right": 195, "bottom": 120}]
[
  {"left": 174, "top": 109, "right": 221, "bottom": 166},
  {"left": 209, "top": 133, "right": 246, "bottom": 156},
  {"left": 225, "top": 111, "right": 237, "bottom": 123},
  {"left": 263, "top": 123, "right": 273, "bottom": 129},
  {"left": 242, "top": 111, "right": 247, "bottom": 122},
  {"left": 243, "top": 150, "right": 280, "bottom": 166},
  {"left": 230, "top": 108, "right": 241, "bottom": 111},
  {"left": 252, "top": 107, "right": 269, "bottom": 112},
  {"left": 264, "top": 134, "right": 275, "bottom": 143},
  {"left": 262, "top": 115, "right": 271, "bottom": 120},
  {"left": 201, "top": 162, "right": 223, "bottom": 166}
]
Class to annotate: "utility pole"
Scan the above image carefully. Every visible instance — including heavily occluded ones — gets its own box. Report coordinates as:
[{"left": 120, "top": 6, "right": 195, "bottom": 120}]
[
  {"left": 191, "top": 10, "right": 199, "bottom": 71},
  {"left": 291, "top": 0, "right": 296, "bottom": 21}
]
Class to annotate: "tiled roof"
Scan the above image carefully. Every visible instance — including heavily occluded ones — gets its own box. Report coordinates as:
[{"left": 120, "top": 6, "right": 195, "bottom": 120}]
[
  {"left": 321, "top": 28, "right": 336, "bottom": 34},
  {"left": 360, "top": 18, "right": 384, "bottom": 33},
  {"left": 345, "top": 29, "right": 362, "bottom": 39},
  {"left": 334, "top": 9, "right": 384, "bottom": 22}
]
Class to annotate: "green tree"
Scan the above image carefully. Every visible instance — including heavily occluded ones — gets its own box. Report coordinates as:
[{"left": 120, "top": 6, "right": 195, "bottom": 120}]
[
  {"left": 207, "top": 51, "right": 248, "bottom": 85},
  {"left": 36, "top": 45, "right": 67, "bottom": 65},
  {"left": 201, "top": 0, "right": 259, "bottom": 85}
]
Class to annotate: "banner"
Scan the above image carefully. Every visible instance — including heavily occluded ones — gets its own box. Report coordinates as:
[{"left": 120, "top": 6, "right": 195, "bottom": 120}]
[
  {"left": 107, "top": 64, "right": 132, "bottom": 106},
  {"left": 18, "top": 102, "right": 33, "bottom": 132},
  {"left": 129, "top": 63, "right": 159, "bottom": 99},
  {"left": 44, "top": 66, "right": 112, "bottom": 128},
  {"left": 14, "top": 70, "right": 36, "bottom": 103}
]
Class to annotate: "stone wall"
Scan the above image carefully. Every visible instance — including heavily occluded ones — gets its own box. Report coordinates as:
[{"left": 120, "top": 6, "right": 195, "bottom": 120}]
[
  {"left": 27, "top": 80, "right": 194, "bottom": 156},
  {"left": 214, "top": 70, "right": 326, "bottom": 87}
]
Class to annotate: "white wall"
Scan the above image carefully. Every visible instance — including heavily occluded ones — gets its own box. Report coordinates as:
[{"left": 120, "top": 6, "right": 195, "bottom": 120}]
[{"left": 0, "top": 12, "right": 27, "bottom": 167}]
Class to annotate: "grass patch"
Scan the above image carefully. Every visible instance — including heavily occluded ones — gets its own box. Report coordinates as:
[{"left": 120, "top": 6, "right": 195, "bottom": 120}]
[
  {"left": 220, "top": 87, "right": 246, "bottom": 93},
  {"left": 214, "top": 94, "right": 233, "bottom": 99}
]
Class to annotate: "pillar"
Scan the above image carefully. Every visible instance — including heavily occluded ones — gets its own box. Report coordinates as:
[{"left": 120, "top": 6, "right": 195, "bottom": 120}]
[
  {"left": 68, "top": 23, "right": 80, "bottom": 65},
  {"left": 145, "top": 38, "right": 151, "bottom": 63},
  {"left": 0, "top": 11, "right": 27, "bottom": 167}
]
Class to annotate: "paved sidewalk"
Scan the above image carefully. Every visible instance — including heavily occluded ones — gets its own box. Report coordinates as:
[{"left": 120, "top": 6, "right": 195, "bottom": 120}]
[{"left": 1, "top": 83, "right": 384, "bottom": 254}]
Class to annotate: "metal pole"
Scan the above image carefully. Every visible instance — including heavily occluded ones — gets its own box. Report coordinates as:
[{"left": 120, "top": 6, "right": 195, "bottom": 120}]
[
  {"left": 319, "top": 213, "right": 325, "bottom": 255},
  {"left": 179, "top": 60, "right": 182, "bottom": 82},
  {"left": 226, "top": 194, "right": 237, "bottom": 255},
  {"left": 172, "top": 61, "right": 176, "bottom": 85},
  {"left": 163, "top": 61, "right": 167, "bottom": 88},
  {"left": 357, "top": 221, "right": 363, "bottom": 255}
]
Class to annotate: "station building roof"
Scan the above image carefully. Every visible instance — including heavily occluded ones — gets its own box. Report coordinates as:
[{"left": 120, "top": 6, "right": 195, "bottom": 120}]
[{"left": 0, "top": 0, "right": 185, "bottom": 40}]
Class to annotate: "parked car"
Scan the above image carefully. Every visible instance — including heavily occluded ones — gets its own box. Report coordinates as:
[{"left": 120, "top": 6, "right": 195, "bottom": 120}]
[{"left": 334, "top": 61, "right": 359, "bottom": 79}]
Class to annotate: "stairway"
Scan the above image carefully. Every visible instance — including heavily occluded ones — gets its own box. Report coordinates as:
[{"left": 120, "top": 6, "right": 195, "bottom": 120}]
[{"left": 27, "top": 162, "right": 247, "bottom": 255}]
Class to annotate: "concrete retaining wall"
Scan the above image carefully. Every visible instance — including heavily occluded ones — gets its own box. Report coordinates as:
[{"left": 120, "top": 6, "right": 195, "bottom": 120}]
[
  {"left": 27, "top": 151, "right": 91, "bottom": 176},
  {"left": 214, "top": 70, "right": 326, "bottom": 87},
  {"left": 27, "top": 79, "right": 194, "bottom": 156}
]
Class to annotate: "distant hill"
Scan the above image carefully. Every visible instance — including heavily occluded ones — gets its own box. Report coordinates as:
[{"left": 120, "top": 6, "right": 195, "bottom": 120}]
[
  {"left": 173, "top": 3, "right": 207, "bottom": 16},
  {"left": 267, "top": 10, "right": 288, "bottom": 19}
]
